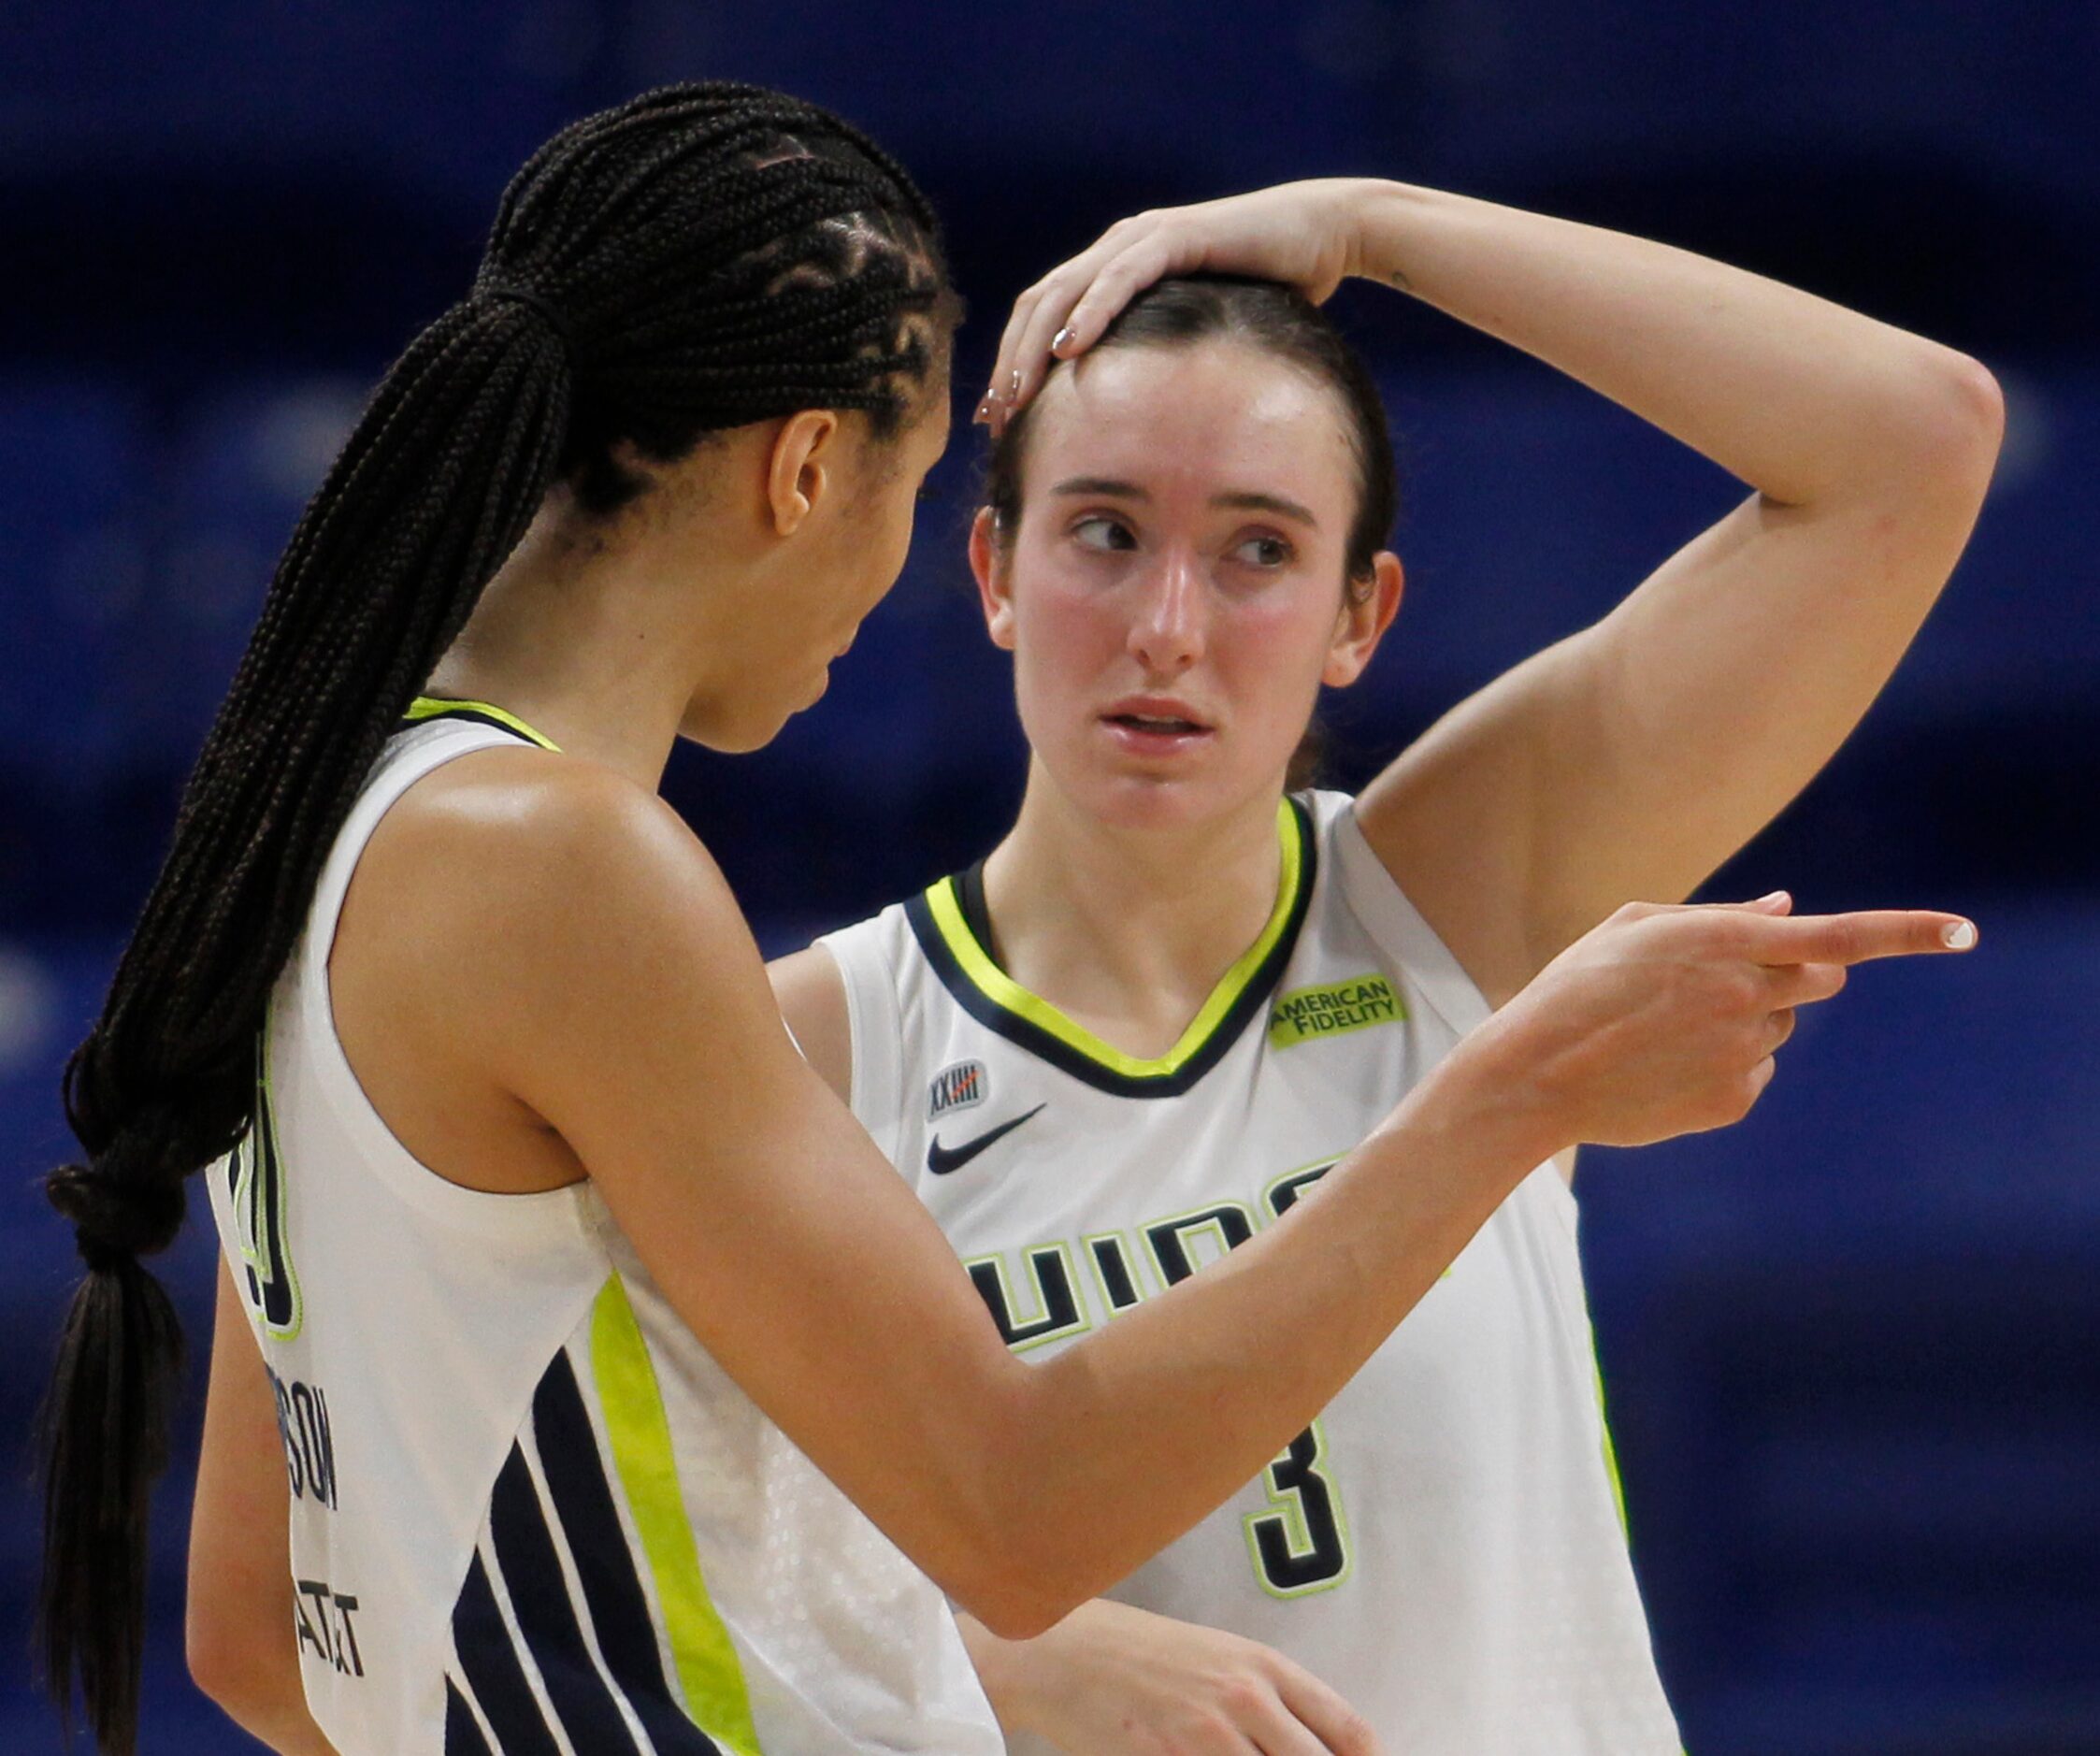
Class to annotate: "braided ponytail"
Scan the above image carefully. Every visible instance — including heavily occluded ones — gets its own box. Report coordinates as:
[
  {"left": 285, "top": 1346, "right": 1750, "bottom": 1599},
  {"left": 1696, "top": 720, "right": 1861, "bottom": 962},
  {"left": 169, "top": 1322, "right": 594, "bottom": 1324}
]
[{"left": 38, "top": 81, "right": 950, "bottom": 1752}]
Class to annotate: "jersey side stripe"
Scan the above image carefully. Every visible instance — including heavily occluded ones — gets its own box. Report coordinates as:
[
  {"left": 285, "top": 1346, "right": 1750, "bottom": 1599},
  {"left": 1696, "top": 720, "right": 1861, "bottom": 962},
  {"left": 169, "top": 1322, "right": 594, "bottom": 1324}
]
[
  {"left": 452, "top": 1550, "right": 563, "bottom": 1756},
  {"left": 590, "top": 1275, "right": 764, "bottom": 1756},
  {"left": 535, "top": 1347, "right": 724, "bottom": 1755},
  {"left": 444, "top": 1677, "right": 497, "bottom": 1756},
  {"left": 490, "top": 1441, "right": 644, "bottom": 1756}
]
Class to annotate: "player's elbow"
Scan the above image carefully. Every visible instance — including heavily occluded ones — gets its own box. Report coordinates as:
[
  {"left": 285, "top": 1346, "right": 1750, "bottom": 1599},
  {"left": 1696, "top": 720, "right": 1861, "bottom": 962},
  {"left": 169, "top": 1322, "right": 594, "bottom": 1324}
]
[
  {"left": 185, "top": 1614, "right": 259, "bottom": 1719},
  {"left": 948, "top": 1543, "right": 1092, "bottom": 1641},
  {"left": 951, "top": 1576, "right": 1070, "bottom": 1643},
  {"left": 1902, "top": 348, "right": 2006, "bottom": 489},
  {"left": 186, "top": 1588, "right": 300, "bottom": 1729},
  {"left": 932, "top": 1394, "right": 1113, "bottom": 1639},
  {"left": 934, "top": 1491, "right": 1090, "bottom": 1640}
]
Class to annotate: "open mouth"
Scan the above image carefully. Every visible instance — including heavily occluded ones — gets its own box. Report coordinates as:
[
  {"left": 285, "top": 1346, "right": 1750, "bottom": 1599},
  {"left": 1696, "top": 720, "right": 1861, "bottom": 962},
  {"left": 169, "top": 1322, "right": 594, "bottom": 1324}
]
[{"left": 1104, "top": 712, "right": 1206, "bottom": 736}]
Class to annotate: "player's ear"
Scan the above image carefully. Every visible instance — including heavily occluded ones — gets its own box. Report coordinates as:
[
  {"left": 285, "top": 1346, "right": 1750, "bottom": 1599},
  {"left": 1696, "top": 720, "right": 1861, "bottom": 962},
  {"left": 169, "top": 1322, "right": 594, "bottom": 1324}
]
[
  {"left": 970, "top": 507, "right": 1018, "bottom": 651},
  {"left": 766, "top": 410, "right": 841, "bottom": 536},
  {"left": 1323, "top": 551, "right": 1402, "bottom": 688}
]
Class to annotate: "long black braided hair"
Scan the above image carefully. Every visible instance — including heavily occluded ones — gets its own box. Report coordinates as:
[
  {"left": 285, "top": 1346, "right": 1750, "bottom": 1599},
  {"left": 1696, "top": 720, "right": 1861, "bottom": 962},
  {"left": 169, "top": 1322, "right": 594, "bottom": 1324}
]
[{"left": 38, "top": 80, "right": 951, "bottom": 1753}]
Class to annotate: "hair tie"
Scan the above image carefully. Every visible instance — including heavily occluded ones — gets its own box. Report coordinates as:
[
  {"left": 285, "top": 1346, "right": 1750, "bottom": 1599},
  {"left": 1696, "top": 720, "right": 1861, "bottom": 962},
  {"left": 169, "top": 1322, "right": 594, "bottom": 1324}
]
[{"left": 481, "top": 281, "right": 574, "bottom": 352}]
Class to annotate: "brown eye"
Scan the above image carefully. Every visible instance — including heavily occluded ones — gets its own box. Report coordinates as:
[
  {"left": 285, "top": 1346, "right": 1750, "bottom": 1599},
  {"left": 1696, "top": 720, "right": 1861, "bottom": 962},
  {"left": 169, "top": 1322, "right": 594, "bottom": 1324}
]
[
  {"left": 1072, "top": 515, "right": 1136, "bottom": 553},
  {"left": 1232, "top": 535, "right": 1292, "bottom": 568}
]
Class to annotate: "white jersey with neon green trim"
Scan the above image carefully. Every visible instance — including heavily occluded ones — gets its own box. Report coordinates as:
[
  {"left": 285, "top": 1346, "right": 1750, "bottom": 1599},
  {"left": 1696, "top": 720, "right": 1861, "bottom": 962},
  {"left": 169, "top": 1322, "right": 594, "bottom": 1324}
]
[
  {"left": 819, "top": 790, "right": 1680, "bottom": 1754},
  {"left": 204, "top": 706, "right": 1001, "bottom": 1756}
]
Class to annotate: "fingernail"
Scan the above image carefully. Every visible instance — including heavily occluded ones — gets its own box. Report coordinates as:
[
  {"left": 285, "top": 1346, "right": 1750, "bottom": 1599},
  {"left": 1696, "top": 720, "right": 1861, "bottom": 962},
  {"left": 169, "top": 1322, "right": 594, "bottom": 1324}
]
[
  {"left": 973, "top": 394, "right": 996, "bottom": 425},
  {"left": 1008, "top": 369, "right": 1022, "bottom": 397},
  {"left": 1757, "top": 889, "right": 1790, "bottom": 908},
  {"left": 1941, "top": 919, "right": 1977, "bottom": 950},
  {"left": 1052, "top": 325, "right": 1077, "bottom": 354}
]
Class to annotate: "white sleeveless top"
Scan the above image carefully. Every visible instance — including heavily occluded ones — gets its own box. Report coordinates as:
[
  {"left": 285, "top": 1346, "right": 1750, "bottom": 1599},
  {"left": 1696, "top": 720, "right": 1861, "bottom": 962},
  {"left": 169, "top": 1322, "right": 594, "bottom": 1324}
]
[
  {"left": 205, "top": 705, "right": 1002, "bottom": 1756},
  {"left": 821, "top": 790, "right": 1681, "bottom": 1754}
]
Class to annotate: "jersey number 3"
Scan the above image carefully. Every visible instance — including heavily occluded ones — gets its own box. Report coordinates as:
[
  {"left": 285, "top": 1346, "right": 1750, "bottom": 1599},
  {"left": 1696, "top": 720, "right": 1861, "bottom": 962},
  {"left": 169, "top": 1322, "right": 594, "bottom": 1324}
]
[{"left": 1246, "top": 1421, "right": 1349, "bottom": 1596}]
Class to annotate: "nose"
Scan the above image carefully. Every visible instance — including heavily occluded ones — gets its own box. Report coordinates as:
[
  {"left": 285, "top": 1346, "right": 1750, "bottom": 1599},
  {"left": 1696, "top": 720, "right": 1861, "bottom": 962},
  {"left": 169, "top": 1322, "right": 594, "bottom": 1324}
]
[{"left": 1127, "top": 548, "right": 1207, "bottom": 676}]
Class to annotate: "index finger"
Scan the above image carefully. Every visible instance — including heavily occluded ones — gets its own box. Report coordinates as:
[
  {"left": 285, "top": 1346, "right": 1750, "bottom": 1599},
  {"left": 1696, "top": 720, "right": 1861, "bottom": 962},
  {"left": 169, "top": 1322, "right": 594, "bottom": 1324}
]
[
  {"left": 1744, "top": 909, "right": 1978, "bottom": 967},
  {"left": 984, "top": 235, "right": 1129, "bottom": 424}
]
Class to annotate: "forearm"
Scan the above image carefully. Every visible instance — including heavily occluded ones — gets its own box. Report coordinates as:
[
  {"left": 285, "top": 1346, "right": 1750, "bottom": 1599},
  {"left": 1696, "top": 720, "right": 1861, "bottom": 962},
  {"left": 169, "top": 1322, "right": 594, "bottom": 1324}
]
[
  {"left": 1345, "top": 180, "right": 1997, "bottom": 504},
  {"left": 985, "top": 1026, "right": 1556, "bottom": 1619},
  {"left": 206, "top": 1688, "right": 338, "bottom": 1756}
]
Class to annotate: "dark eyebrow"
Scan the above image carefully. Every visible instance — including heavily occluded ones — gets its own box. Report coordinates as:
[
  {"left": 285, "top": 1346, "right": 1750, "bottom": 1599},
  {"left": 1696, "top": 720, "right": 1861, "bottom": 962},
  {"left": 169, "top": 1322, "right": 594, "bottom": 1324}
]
[
  {"left": 1049, "top": 476, "right": 1147, "bottom": 499},
  {"left": 1048, "top": 478, "right": 1319, "bottom": 528},
  {"left": 1213, "top": 491, "right": 1318, "bottom": 528}
]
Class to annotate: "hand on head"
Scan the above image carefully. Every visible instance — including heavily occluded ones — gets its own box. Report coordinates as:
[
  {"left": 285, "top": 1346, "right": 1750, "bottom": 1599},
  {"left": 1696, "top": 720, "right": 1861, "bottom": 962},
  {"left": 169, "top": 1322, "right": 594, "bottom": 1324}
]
[{"left": 979, "top": 180, "right": 1374, "bottom": 431}]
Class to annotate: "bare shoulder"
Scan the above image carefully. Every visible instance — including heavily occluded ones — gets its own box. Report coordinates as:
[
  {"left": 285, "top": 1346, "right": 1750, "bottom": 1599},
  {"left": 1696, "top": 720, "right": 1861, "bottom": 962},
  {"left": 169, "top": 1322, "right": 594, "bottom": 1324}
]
[
  {"left": 339, "top": 747, "right": 768, "bottom": 1090},
  {"left": 358, "top": 746, "right": 751, "bottom": 974},
  {"left": 769, "top": 943, "right": 852, "bottom": 1104},
  {"left": 333, "top": 747, "right": 774, "bottom": 1190}
]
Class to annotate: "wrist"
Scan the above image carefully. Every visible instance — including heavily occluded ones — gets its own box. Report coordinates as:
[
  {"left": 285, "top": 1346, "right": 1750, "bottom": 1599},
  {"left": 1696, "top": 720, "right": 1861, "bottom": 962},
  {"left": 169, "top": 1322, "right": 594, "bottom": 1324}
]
[
  {"left": 1414, "top": 1005, "right": 1574, "bottom": 1172},
  {"left": 956, "top": 1612, "right": 1050, "bottom": 1736},
  {"left": 1343, "top": 179, "right": 1430, "bottom": 291}
]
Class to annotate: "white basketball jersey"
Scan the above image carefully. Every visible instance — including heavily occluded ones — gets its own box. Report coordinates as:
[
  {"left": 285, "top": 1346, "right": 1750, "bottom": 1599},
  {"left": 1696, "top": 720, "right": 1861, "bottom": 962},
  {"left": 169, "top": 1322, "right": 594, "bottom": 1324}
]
[
  {"left": 821, "top": 791, "right": 1680, "bottom": 1754},
  {"left": 204, "top": 702, "right": 1001, "bottom": 1756}
]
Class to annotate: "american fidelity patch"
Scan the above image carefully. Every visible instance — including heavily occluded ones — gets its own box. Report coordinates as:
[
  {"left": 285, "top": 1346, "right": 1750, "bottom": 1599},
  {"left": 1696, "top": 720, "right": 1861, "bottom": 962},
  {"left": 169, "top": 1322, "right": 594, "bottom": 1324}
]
[{"left": 1267, "top": 974, "right": 1404, "bottom": 1048}]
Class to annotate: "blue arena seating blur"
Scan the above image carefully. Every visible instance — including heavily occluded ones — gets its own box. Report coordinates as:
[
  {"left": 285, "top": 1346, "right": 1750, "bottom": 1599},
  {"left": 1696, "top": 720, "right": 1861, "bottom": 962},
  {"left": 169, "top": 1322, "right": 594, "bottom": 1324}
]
[
  {"left": 1582, "top": 903, "right": 2100, "bottom": 1752},
  {"left": 2, "top": 1, "right": 2096, "bottom": 1749},
  {"left": 148, "top": 380, "right": 368, "bottom": 754}
]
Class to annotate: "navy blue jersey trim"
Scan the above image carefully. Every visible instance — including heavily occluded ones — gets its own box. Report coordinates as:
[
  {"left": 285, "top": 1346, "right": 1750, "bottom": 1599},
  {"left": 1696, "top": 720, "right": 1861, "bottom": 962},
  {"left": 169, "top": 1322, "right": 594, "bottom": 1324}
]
[
  {"left": 490, "top": 1441, "right": 643, "bottom": 1756},
  {"left": 533, "top": 1350, "right": 723, "bottom": 1754},
  {"left": 444, "top": 1678, "right": 496, "bottom": 1756},
  {"left": 906, "top": 796, "right": 1317, "bottom": 1100},
  {"left": 451, "top": 1552, "right": 561, "bottom": 1756}
]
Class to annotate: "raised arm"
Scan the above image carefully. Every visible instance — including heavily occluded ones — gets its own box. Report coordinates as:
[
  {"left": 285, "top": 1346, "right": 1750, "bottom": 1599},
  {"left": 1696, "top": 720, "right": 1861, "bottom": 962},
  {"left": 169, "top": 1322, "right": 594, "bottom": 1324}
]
[{"left": 985, "top": 180, "right": 2002, "bottom": 1001}]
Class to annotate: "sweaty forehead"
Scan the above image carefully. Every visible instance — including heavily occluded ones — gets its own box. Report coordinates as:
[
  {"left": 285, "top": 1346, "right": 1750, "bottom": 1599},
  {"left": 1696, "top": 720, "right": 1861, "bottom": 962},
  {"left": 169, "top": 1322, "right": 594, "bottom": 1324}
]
[{"left": 1024, "top": 340, "right": 1355, "bottom": 507}]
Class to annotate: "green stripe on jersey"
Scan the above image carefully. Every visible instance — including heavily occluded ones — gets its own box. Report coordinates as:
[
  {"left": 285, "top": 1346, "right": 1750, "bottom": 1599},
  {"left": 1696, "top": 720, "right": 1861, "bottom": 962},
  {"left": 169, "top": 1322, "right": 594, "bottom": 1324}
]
[
  {"left": 590, "top": 1275, "right": 763, "bottom": 1754},
  {"left": 404, "top": 695, "right": 561, "bottom": 750}
]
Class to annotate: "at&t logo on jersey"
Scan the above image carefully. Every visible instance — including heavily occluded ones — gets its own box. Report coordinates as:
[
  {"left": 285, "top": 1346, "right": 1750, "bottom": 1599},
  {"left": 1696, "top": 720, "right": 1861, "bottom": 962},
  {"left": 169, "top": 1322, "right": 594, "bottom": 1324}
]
[{"left": 928, "top": 1058, "right": 987, "bottom": 1121}]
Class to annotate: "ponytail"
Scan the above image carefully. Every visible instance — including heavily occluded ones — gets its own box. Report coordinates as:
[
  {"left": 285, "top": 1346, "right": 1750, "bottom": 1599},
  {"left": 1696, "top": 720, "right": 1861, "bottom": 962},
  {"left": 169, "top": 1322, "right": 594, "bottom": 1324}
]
[
  {"left": 39, "top": 285, "right": 570, "bottom": 1754},
  {"left": 37, "top": 79, "right": 950, "bottom": 1750}
]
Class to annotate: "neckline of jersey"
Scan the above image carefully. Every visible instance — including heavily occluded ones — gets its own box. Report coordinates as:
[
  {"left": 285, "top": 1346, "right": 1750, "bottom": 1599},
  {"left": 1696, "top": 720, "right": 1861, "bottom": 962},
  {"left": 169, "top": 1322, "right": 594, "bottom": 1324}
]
[
  {"left": 906, "top": 796, "right": 1316, "bottom": 1098},
  {"left": 403, "top": 695, "right": 561, "bottom": 751}
]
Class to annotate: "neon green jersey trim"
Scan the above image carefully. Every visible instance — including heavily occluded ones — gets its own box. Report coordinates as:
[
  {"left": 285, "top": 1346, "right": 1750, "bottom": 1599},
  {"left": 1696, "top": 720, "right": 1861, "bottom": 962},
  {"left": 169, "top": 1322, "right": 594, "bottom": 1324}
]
[
  {"left": 404, "top": 695, "right": 561, "bottom": 751},
  {"left": 924, "top": 797, "right": 1306, "bottom": 1080},
  {"left": 1592, "top": 1343, "right": 1630, "bottom": 1538},
  {"left": 590, "top": 1275, "right": 763, "bottom": 1755}
]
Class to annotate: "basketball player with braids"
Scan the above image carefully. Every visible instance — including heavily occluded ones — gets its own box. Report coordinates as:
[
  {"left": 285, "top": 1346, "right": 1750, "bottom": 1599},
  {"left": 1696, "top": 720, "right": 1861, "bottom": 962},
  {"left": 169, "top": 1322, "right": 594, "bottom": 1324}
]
[
  {"left": 780, "top": 185, "right": 2002, "bottom": 1750},
  {"left": 39, "top": 94, "right": 1975, "bottom": 1755}
]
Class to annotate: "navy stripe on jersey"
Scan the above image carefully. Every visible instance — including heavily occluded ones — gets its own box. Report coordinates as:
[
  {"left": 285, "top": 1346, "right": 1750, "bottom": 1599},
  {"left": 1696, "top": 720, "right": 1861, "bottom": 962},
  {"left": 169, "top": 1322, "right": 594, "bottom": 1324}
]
[
  {"left": 532, "top": 1351, "right": 724, "bottom": 1755},
  {"left": 490, "top": 1442, "right": 643, "bottom": 1756},
  {"left": 907, "top": 796, "right": 1318, "bottom": 1100},
  {"left": 452, "top": 1552, "right": 561, "bottom": 1756},
  {"left": 443, "top": 1678, "right": 496, "bottom": 1756}
]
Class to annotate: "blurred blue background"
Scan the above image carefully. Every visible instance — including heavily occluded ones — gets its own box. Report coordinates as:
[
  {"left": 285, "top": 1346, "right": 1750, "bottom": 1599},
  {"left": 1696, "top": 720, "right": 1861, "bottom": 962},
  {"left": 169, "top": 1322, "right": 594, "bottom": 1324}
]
[{"left": 2, "top": 3, "right": 2095, "bottom": 1751}]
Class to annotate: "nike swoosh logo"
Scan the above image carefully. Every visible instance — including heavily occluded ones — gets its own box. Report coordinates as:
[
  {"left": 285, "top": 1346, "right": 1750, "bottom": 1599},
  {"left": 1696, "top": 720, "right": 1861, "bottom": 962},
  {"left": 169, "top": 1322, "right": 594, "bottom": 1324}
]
[{"left": 927, "top": 1104, "right": 1046, "bottom": 1177}]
